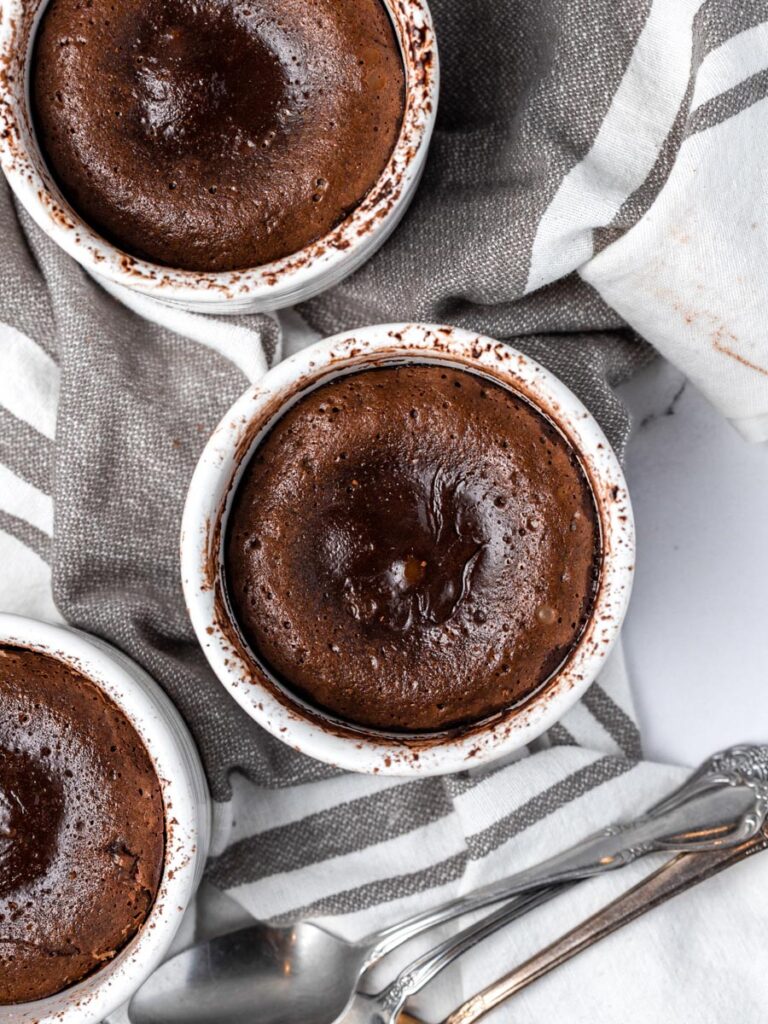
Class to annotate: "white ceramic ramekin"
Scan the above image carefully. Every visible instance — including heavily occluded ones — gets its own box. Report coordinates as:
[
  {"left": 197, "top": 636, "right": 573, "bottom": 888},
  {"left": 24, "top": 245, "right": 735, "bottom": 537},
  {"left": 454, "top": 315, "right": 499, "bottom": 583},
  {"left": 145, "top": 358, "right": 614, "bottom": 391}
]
[
  {"left": 0, "top": 0, "right": 438, "bottom": 314},
  {"left": 181, "top": 323, "right": 635, "bottom": 776},
  {"left": 0, "top": 613, "right": 211, "bottom": 1024}
]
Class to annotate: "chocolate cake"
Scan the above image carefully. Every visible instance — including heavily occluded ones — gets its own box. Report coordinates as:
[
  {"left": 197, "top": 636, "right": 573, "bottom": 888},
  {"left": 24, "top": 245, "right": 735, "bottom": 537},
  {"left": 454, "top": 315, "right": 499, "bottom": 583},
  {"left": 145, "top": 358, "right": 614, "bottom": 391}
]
[
  {"left": 32, "top": 0, "right": 405, "bottom": 271},
  {"left": 0, "top": 646, "right": 165, "bottom": 1004},
  {"left": 225, "top": 364, "right": 601, "bottom": 732}
]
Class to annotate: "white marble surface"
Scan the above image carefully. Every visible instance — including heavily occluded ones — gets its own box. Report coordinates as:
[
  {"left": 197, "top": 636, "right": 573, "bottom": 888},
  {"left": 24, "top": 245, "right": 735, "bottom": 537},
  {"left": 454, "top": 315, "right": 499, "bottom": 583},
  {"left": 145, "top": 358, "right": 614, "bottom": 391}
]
[{"left": 618, "top": 357, "right": 768, "bottom": 768}]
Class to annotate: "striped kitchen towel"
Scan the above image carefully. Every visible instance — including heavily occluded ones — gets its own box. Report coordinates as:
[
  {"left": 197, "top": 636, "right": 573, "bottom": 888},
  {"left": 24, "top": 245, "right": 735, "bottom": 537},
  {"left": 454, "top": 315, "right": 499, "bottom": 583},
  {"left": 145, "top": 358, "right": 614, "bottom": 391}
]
[{"left": 2, "top": 1, "right": 768, "bottom": 1019}]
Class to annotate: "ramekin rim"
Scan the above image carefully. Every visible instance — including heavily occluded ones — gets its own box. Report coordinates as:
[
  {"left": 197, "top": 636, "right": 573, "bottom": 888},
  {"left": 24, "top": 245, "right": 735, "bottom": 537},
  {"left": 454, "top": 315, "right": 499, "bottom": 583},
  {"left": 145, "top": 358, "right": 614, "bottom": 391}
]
[
  {"left": 181, "top": 323, "right": 636, "bottom": 777},
  {"left": 0, "top": 613, "right": 210, "bottom": 1024},
  {"left": 0, "top": 0, "right": 438, "bottom": 305}
]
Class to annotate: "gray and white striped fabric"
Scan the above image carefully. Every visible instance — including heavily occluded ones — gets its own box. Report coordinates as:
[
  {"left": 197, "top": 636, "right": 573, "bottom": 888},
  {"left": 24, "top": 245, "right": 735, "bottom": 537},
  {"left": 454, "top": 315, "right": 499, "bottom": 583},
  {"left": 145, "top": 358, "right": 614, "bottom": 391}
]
[{"left": 2, "top": 1, "right": 768, "bottom": 1019}]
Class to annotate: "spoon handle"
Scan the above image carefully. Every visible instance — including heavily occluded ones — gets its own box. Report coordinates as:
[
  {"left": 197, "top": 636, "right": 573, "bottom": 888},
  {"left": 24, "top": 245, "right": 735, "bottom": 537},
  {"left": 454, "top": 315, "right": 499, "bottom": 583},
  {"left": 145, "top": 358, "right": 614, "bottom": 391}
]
[
  {"left": 437, "top": 823, "right": 768, "bottom": 1024},
  {"left": 376, "top": 883, "right": 576, "bottom": 1021},
  {"left": 365, "top": 744, "right": 768, "bottom": 966}
]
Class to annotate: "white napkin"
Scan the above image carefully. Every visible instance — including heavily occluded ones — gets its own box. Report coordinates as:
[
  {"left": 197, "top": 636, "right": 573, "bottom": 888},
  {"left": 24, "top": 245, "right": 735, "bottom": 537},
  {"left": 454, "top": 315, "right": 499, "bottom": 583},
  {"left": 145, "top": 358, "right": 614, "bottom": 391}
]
[{"left": 522, "top": 13, "right": 768, "bottom": 444}]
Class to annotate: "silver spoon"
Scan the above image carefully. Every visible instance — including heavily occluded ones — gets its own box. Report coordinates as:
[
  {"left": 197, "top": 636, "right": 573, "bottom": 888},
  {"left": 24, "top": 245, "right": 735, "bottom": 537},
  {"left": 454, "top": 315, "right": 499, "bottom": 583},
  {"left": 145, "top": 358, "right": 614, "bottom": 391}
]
[{"left": 130, "top": 745, "right": 768, "bottom": 1024}]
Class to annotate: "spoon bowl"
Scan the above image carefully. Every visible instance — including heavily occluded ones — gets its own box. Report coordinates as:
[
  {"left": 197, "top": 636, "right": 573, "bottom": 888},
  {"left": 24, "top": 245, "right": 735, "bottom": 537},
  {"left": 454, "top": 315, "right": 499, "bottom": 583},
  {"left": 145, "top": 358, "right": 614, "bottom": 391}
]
[{"left": 130, "top": 920, "right": 367, "bottom": 1024}]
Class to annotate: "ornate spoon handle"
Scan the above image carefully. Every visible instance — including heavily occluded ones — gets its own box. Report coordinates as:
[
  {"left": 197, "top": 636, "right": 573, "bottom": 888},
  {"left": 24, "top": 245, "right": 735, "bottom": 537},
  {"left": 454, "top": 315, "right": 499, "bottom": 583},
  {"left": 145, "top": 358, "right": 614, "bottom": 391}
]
[
  {"left": 365, "top": 744, "right": 768, "bottom": 967},
  {"left": 434, "top": 823, "right": 768, "bottom": 1024}
]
